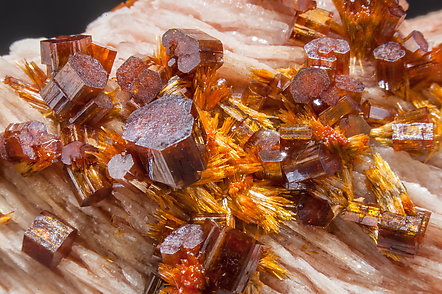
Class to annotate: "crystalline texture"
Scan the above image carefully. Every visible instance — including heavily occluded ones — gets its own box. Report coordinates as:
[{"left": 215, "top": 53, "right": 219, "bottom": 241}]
[
  {"left": 22, "top": 211, "right": 77, "bottom": 269},
  {"left": 341, "top": 202, "right": 380, "bottom": 227},
  {"left": 123, "top": 95, "right": 207, "bottom": 188},
  {"left": 318, "top": 95, "right": 360, "bottom": 126},
  {"left": 90, "top": 43, "right": 117, "bottom": 75},
  {"left": 373, "top": 42, "right": 406, "bottom": 91},
  {"left": 68, "top": 92, "right": 114, "bottom": 125},
  {"left": 40, "top": 53, "right": 108, "bottom": 117},
  {"left": 162, "top": 29, "right": 223, "bottom": 73},
  {"left": 293, "top": 192, "right": 335, "bottom": 227},
  {"left": 107, "top": 153, "right": 149, "bottom": 193},
  {"left": 304, "top": 37, "right": 351, "bottom": 75},
  {"left": 40, "top": 35, "right": 92, "bottom": 74},
  {"left": 287, "top": 67, "right": 330, "bottom": 104}
]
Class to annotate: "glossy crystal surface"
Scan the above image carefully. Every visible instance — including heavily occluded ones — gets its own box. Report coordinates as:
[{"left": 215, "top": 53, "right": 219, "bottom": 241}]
[
  {"left": 373, "top": 42, "right": 406, "bottom": 91},
  {"left": 304, "top": 37, "right": 350, "bottom": 74},
  {"left": 288, "top": 67, "right": 330, "bottom": 104}
]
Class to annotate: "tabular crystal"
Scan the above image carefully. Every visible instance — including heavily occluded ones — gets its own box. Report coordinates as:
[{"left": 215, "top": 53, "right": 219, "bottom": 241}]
[
  {"left": 279, "top": 124, "right": 312, "bottom": 153},
  {"left": 392, "top": 122, "right": 434, "bottom": 151},
  {"left": 319, "top": 95, "right": 360, "bottom": 126},
  {"left": 282, "top": 142, "right": 342, "bottom": 187},
  {"left": 107, "top": 153, "right": 149, "bottom": 193},
  {"left": 123, "top": 95, "right": 208, "bottom": 188},
  {"left": 1, "top": 121, "right": 62, "bottom": 175},
  {"left": 362, "top": 100, "right": 395, "bottom": 125},
  {"left": 373, "top": 42, "right": 406, "bottom": 91},
  {"left": 203, "top": 221, "right": 263, "bottom": 293},
  {"left": 341, "top": 202, "right": 380, "bottom": 227},
  {"left": 90, "top": 43, "right": 117, "bottom": 75},
  {"left": 296, "top": 8, "right": 333, "bottom": 35},
  {"left": 377, "top": 208, "right": 431, "bottom": 256},
  {"left": 304, "top": 37, "right": 350, "bottom": 75},
  {"left": 117, "top": 56, "right": 148, "bottom": 91},
  {"left": 22, "top": 211, "right": 77, "bottom": 268},
  {"left": 40, "top": 53, "right": 108, "bottom": 117},
  {"left": 68, "top": 92, "right": 113, "bottom": 125},
  {"left": 287, "top": 67, "right": 330, "bottom": 104},
  {"left": 162, "top": 29, "right": 223, "bottom": 73},
  {"left": 40, "top": 35, "right": 92, "bottom": 74}
]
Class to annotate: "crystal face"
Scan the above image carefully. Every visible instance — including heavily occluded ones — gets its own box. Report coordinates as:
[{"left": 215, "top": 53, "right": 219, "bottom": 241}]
[
  {"left": 362, "top": 100, "right": 394, "bottom": 125},
  {"left": 1, "top": 121, "right": 62, "bottom": 175},
  {"left": 319, "top": 95, "right": 360, "bottom": 126},
  {"left": 334, "top": 74, "right": 365, "bottom": 102},
  {"left": 117, "top": 56, "right": 149, "bottom": 91},
  {"left": 123, "top": 95, "right": 208, "bottom": 188},
  {"left": 22, "top": 211, "right": 77, "bottom": 269},
  {"left": 162, "top": 28, "right": 223, "bottom": 73},
  {"left": 339, "top": 114, "right": 371, "bottom": 137},
  {"left": 293, "top": 192, "right": 335, "bottom": 227},
  {"left": 392, "top": 123, "right": 434, "bottom": 151},
  {"left": 107, "top": 153, "right": 149, "bottom": 193},
  {"left": 90, "top": 43, "right": 117, "bottom": 75},
  {"left": 40, "top": 53, "right": 108, "bottom": 117},
  {"left": 287, "top": 67, "right": 330, "bottom": 104},
  {"left": 68, "top": 92, "right": 113, "bottom": 125},
  {"left": 373, "top": 42, "right": 406, "bottom": 91},
  {"left": 304, "top": 37, "right": 351, "bottom": 75},
  {"left": 341, "top": 202, "right": 380, "bottom": 227},
  {"left": 40, "top": 35, "right": 92, "bottom": 74}
]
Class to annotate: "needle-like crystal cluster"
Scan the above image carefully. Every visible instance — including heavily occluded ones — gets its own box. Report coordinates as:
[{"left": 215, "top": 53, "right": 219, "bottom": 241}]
[{"left": 1, "top": 1, "right": 441, "bottom": 293}]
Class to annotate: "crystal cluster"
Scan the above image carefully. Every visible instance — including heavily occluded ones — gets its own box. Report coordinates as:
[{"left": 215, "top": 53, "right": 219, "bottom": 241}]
[{"left": 1, "top": 0, "right": 440, "bottom": 291}]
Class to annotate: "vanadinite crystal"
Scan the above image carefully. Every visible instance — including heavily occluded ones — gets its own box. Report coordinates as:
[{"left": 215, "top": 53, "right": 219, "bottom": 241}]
[
  {"left": 107, "top": 153, "right": 149, "bottom": 192},
  {"left": 341, "top": 201, "right": 380, "bottom": 227},
  {"left": 41, "top": 35, "right": 92, "bottom": 74},
  {"left": 61, "top": 141, "right": 97, "bottom": 167},
  {"left": 292, "top": 7, "right": 333, "bottom": 44},
  {"left": 377, "top": 208, "right": 431, "bottom": 256},
  {"left": 123, "top": 95, "right": 208, "bottom": 188},
  {"left": 0, "top": 121, "right": 62, "bottom": 175},
  {"left": 319, "top": 95, "right": 360, "bottom": 126},
  {"left": 68, "top": 92, "right": 113, "bottom": 125},
  {"left": 373, "top": 42, "right": 406, "bottom": 91},
  {"left": 162, "top": 28, "right": 223, "bottom": 73},
  {"left": 40, "top": 52, "right": 108, "bottom": 117},
  {"left": 304, "top": 37, "right": 350, "bottom": 75},
  {"left": 287, "top": 67, "right": 330, "bottom": 104},
  {"left": 22, "top": 211, "right": 77, "bottom": 268},
  {"left": 362, "top": 100, "right": 395, "bottom": 125},
  {"left": 292, "top": 192, "right": 335, "bottom": 227},
  {"left": 90, "top": 43, "right": 117, "bottom": 75}
]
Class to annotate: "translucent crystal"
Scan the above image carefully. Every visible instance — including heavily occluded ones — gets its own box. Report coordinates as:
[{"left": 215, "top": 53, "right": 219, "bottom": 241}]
[
  {"left": 40, "top": 35, "right": 92, "bottom": 74},
  {"left": 22, "top": 211, "right": 77, "bottom": 268},
  {"left": 130, "top": 69, "right": 163, "bottom": 104},
  {"left": 241, "top": 77, "right": 284, "bottom": 111},
  {"left": 304, "top": 37, "right": 350, "bottom": 75},
  {"left": 362, "top": 100, "right": 395, "bottom": 125},
  {"left": 296, "top": 8, "right": 333, "bottom": 35},
  {"left": 144, "top": 272, "right": 167, "bottom": 294},
  {"left": 66, "top": 165, "right": 112, "bottom": 207},
  {"left": 282, "top": 142, "right": 342, "bottom": 187},
  {"left": 293, "top": 192, "right": 335, "bottom": 227},
  {"left": 40, "top": 53, "right": 108, "bottom": 117},
  {"left": 392, "top": 123, "right": 434, "bottom": 151},
  {"left": 1, "top": 121, "right": 62, "bottom": 175},
  {"left": 341, "top": 202, "right": 380, "bottom": 227},
  {"left": 90, "top": 43, "right": 117, "bottom": 75},
  {"left": 291, "top": 24, "right": 325, "bottom": 44},
  {"left": 123, "top": 95, "right": 208, "bottom": 188},
  {"left": 377, "top": 208, "right": 431, "bottom": 256},
  {"left": 190, "top": 213, "right": 235, "bottom": 228},
  {"left": 61, "top": 141, "right": 97, "bottom": 167},
  {"left": 203, "top": 221, "right": 264, "bottom": 293},
  {"left": 159, "top": 224, "right": 204, "bottom": 265},
  {"left": 107, "top": 153, "right": 149, "bottom": 193},
  {"left": 68, "top": 92, "right": 113, "bottom": 125},
  {"left": 162, "top": 29, "right": 223, "bottom": 73},
  {"left": 319, "top": 95, "right": 360, "bottom": 126},
  {"left": 279, "top": 124, "right": 312, "bottom": 153},
  {"left": 287, "top": 67, "right": 330, "bottom": 104},
  {"left": 293, "top": 0, "right": 316, "bottom": 12},
  {"left": 373, "top": 42, "right": 406, "bottom": 91},
  {"left": 334, "top": 74, "right": 365, "bottom": 102},
  {"left": 116, "top": 56, "right": 149, "bottom": 91},
  {"left": 339, "top": 114, "right": 371, "bottom": 137}
]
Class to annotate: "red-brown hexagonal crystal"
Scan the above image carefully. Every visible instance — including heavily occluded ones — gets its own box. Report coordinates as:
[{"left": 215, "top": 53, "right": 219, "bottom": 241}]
[
  {"left": 40, "top": 35, "right": 92, "bottom": 74},
  {"left": 282, "top": 142, "right": 342, "bottom": 188},
  {"left": 279, "top": 124, "right": 312, "bottom": 154},
  {"left": 123, "top": 95, "right": 207, "bottom": 188},
  {"left": 334, "top": 74, "right": 365, "bottom": 102},
  {"left": 377, "top": 207, "right": 431, "bottom": 256},
  {"left": 91, "top": 43, "right": 117, "bottom": 75},
  {"left": 203, "top": 222, "right": 263, "bottom": 293},
  {"left": 319, "top": 95, "right": 360, "bottom": 126},
  {"left": 22, "top": 211, "right": 77, "bottom": 268},
  {"left": 373, "top": 42, "right": 406, "bottom": 91},
  {"left": 116, "top": 56, "right": 149, "bottom": 92},
  {"left": 61, "top": 141, "right": 98, "bottom": 167},
  {"left": 130, "top": 69, "right": 163, "bottom": 104},
  {"left": 160, "top": 224, "right": 204, "bottom": 265},
  {"left": 162, "top": 29, "right": 223, "bottom": 73},
  {"left": 392, "top": 122, "right": 434, "bottom": 151},
  {"left": 287, "top": 67, "right": 330, "bottom": 104},
  {"left": 304, "top": 37, "right": 351, "bottom": 75},
  {"left": 293, "top": 192, "right": 335, "bottom": 227},
  {"left": 40, "top": 53, "right": 108, "bottom": 117},
  {"left": 341, "top": 202, "right": 380, "bottom": 227},
  {"left": 339, "top": 114, "right": 371, "bottom": 137},
  {"left": 68, "top": 92, "right": 113, "bottom": 126},
  {"left": 362, "top": 100, "right": 395, "bottom": 125},
  {"left": 1, "top": 121, "right": 62, "bottom": 174}
]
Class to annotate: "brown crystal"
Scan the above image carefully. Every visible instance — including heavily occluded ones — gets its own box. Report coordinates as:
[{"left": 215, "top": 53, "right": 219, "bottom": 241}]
[
  {"left": 282, "top": 142, "right": 342, "bottom": 188},
  {"left": 304, "top": 37, "right": 350, "bottom": 75},
  {"left": 1, "top": 121, "right": 62, "bottom": 174},
  {"left": 373, "top": 42, "right": 406, "bottom": 91},
  {"left": 66, "top": 165, "right": 112, "bottom": 207},
  {"left": 319, "top": 95, "right": 360, "bottom": 126},
  {"left": 144, "top": 272, "right": 167, "bottom": 294},
  {"left": 339, "top": 114, "right": 371, "bottom": 137},
  {"left": 40, "top": 35, "right": 92, "bottom": 74},
  {"left": 40, "top": 53, "right": 108, "bottom": 117},
  {"left": 341, "top": 201, "right": 380, "bottom": 227},
  {"left": 190, "top": 213, "right": 235, "bottom": 228},
  {"left": 159, "top": 224, "right": 204, "bottom": 265},
  {"left": 293, "top": 0, "right": 316, "bottom": 12},
  {"left": 362, "top": 100, "right": 395, "bottom": 125},
  {"left": 90, "top": 43, "right": 117, "bottom": 75},
  {"left": 68, "top": 92, "right": 113, "bottom": 125},
  {"left": 130, "top": 69, "right": 163, "bottom": 104},
  {"left": 287, "top": 67, "right": 330, "bottom": 104},
  {"left": 377, "top": 208, "right": 431, "bottom": 256},
  {"left": 392, "top": 122, "right": 434, "bottom": 151},
  {"left": 107, "top": 153, "right": 149, "bottom": 193},
  {"left": 162, "top": 28, "right": 223, "bottom": 73},
  {"left": 279, "top": 124, "right": 312, "bottom": 154},
  {"left": 293, "top": 192, "right": 335, "bottom": 227},
  {"left": 61, "top": 141, "right": 98, "bottom": 167},
  {"left": 123, "top": 95, "right": 207, "bottom": 188},
  {"left": 203, "top": 222, "right": 263, "bottom": 293},
  {"left": 334, "top": 75, "right": 365, "bottom": 102},
  {"left": 116, "top": 56, "right": 149, "bottom": 91},
  {"left": 291, "top": 24, "right": 326, "bottom": 44},
  {"left": 296, "top": 7, "right": 333, "bottom": 35},
  {"left": 22, "top": 211, "right": 77, "bottom": 269}
]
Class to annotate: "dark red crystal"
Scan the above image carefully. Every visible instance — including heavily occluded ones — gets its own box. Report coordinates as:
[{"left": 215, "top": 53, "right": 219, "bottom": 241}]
[{"left": 287, "top": 67, "right": 330, "bottom": 104}]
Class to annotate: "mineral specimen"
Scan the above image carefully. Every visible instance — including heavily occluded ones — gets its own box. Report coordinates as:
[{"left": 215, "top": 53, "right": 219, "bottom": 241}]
[
  {"left": 373, "top": 42, "right": 406, "bottom": 91},
  {"left": 90, "top": 43, "right": 117, "bottom": 75},
  {"left": 162, "top": 28, "right": 223, "bottom": 73},
  {"left": 287, "top": 67, "right": 330, "bottom": 104},
  {"left": 293, "top": 192, "right": 335, "bottom": 227},
  {"left": 68, "top": 92, "right": 113, "bottom": 125},
  {"left": 304, "top": 37, "right": 350, "bottom": 75},
  {"left": 123, "top": 95, "right": 208, "bottom": 188},
  {"left": 341, "top": 201, "right": 381, "bottom": 227},
  {"left": 22, "top": 211, "right": 77, "bottom": 269},
  {"left": 318, "top": 95, "right": 360, "bottom": 126}
]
